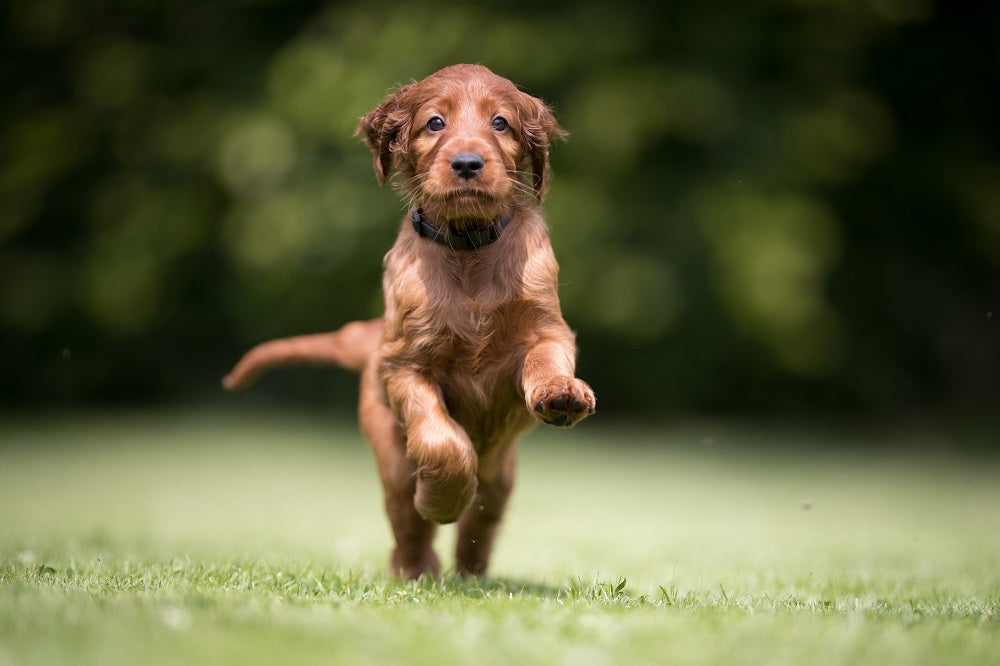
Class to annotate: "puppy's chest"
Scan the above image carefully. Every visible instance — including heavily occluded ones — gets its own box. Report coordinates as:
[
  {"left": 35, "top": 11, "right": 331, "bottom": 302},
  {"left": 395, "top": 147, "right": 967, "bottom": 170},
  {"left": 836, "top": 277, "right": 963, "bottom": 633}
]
[
  {"left": 423, "top": 294, "right": 529, "bottom": 422},
  {"left": 425, "top": 291, "right": 522, "bottom": 363},
  {"left": 388, "top": 248, "right": 538, "bottom": 367}
]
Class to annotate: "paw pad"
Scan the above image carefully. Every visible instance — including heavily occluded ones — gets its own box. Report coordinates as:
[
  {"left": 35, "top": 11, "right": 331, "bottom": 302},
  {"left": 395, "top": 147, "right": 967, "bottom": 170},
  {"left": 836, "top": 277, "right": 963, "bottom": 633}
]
[{"left": 531, "top": 378, "right": 595, "bottom": 428}]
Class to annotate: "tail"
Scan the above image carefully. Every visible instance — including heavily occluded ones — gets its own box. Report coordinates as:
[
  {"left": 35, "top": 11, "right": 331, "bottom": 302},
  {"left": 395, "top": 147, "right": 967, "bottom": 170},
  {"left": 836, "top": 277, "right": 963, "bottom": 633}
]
[{"left": 222, "top": 318, "right": 383, "bottom": 390}]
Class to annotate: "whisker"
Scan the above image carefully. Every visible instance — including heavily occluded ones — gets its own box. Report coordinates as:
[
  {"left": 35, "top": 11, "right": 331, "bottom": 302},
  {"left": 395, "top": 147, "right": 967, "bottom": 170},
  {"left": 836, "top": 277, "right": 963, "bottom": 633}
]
[
  {"left": 505, "top": 167, "right": 537, "bottom": 201},
  {"left": 397, "top": 172, "right": 427, "bottom": 213}
]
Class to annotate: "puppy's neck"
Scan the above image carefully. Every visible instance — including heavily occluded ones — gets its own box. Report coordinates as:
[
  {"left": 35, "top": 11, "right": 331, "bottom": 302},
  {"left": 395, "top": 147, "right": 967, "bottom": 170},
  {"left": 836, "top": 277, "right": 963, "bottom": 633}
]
[{"left": 411, "top": 208, "right": 515, "bottom": 250}]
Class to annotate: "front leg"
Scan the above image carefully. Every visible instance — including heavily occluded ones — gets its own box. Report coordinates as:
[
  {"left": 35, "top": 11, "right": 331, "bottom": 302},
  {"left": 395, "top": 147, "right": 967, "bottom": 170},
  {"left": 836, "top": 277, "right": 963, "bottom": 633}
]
[
  {"left": 522, "top": 335, "right": 596, "bottom": 428},
  {"left": 383, "top": 366, "right": 478, "bottom": 523}
]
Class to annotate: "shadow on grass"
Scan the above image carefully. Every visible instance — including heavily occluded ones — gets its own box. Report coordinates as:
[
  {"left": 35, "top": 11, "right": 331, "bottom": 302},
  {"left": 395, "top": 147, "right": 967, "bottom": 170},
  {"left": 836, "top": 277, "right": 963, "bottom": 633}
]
[
  {"left": 377, "top": 571, "right": 574, "bottom": 599},
  {"left": 445, "top": 575, "right": 568, "bottom": 598},
  {"left": 421, "top": 573, "right": 643, "bottom": 605}
]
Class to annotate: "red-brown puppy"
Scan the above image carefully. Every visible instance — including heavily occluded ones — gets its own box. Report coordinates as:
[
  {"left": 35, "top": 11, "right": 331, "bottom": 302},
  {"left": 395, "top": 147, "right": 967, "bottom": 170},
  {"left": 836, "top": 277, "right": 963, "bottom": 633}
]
[{"left": 224, "top": 64, "right": 595, "bottom": 579}]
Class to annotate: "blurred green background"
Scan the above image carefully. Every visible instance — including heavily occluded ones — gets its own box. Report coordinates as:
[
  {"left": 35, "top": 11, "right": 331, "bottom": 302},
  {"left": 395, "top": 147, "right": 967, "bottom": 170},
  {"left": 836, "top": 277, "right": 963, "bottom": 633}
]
[{"left": 2, "top": 0, "right": 998, "bottom": 430}]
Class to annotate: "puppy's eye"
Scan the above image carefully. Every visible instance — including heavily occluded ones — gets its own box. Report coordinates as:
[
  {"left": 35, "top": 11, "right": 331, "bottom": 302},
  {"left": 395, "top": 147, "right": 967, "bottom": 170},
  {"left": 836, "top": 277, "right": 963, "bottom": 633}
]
[
  {"left": 491, "top": 116, "right": 509, "bottom": 132},
  {"left": 427, "top": 116, "right": 445, "bottom": 131}
]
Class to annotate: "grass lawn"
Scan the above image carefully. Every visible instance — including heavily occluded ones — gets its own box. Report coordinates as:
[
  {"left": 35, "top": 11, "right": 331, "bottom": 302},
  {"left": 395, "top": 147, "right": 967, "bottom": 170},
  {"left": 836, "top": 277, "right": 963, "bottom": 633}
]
[{"left": 1, "top": 411, "right": 997, "bottom": 665}]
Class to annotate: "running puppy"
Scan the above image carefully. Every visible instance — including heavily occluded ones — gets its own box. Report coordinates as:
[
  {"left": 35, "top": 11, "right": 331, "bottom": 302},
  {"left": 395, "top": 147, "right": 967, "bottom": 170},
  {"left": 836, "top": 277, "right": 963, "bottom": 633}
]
[{"left": 224, "top": 64, "right": 595, "bottom": 578}]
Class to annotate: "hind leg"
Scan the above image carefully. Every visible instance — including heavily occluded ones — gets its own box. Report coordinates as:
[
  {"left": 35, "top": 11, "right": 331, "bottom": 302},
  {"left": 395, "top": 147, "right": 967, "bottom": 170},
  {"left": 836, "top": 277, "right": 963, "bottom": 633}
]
[
  {"left": 455, "top": 440, "right": 517, "bottom": 576},
  {"left": 359, "top": 364, "right": 439, "bottom": 579}
]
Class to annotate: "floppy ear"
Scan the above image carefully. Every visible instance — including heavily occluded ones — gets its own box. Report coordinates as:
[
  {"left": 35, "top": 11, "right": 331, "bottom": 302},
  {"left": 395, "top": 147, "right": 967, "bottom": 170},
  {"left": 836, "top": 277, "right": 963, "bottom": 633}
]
[
  {"left": 355, "top": 84, "right": 415, "bottom": 185},
  {"left": 517, "top": 93, "right": 568, "bottom": 201}
]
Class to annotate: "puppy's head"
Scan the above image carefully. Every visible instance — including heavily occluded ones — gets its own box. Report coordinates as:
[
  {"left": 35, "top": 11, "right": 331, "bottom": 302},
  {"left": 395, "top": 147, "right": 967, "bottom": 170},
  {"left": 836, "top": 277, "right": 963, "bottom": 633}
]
[{"left": 356, "top": 64, "right": 566, "bottom": 224}]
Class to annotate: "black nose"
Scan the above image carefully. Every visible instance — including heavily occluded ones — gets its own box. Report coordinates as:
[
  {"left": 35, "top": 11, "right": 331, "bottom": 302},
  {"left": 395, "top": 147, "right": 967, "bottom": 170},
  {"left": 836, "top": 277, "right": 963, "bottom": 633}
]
[{"left": 450, "top": 152, "right": 485, "bottom": 179}]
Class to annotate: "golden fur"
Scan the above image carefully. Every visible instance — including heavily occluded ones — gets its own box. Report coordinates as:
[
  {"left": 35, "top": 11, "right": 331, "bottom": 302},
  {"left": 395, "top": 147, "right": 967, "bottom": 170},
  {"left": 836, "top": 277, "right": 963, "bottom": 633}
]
[{"left": 224, "top": 64, "right": 594, "bottom": 578}]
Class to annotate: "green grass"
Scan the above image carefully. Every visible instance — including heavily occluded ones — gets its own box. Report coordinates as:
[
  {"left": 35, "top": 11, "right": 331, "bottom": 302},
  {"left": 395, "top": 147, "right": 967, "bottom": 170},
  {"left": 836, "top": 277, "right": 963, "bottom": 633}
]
[{"left": 1, "top": 411, "right": 998, "bottom": 665}]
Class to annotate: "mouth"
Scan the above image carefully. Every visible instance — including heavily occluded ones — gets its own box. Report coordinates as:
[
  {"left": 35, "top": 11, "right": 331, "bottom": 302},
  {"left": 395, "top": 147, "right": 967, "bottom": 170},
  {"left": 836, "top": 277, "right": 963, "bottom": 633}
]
[
  {"left": 442, "top": 188, "right": 495, "bottom": 203},
  {"left": 420, "top": 190, "right": 506, "bottom": 226},
  {"left": 425, "top": 188, "right": 501, "bottom": 214}
]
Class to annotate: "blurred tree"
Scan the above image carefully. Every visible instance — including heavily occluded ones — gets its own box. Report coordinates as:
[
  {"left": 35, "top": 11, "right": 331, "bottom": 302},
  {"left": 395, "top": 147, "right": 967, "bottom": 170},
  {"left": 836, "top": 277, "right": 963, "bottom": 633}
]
[{"left": 1, "top": 0, "right": 997, "bottom": 423}]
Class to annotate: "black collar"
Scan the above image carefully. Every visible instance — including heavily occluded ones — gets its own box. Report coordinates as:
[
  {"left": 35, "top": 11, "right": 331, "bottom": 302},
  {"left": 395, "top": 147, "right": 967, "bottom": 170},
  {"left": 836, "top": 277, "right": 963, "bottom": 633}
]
[{"left": 411, "top": 208, "right": 514, "bottom": 250}]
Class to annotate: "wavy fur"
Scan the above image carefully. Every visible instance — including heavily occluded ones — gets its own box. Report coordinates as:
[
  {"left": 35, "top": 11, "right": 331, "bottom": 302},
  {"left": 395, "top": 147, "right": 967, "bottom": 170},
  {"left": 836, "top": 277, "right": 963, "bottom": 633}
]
[{"left": 225, "top": 64, "right": 593, "bottom": 579}]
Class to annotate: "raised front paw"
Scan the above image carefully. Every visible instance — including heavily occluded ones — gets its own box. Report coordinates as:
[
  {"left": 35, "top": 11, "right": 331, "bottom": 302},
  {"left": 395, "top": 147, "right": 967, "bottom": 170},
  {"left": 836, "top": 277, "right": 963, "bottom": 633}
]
[{"left": 529, "top": 376, "right": 596, "bottom": 427}]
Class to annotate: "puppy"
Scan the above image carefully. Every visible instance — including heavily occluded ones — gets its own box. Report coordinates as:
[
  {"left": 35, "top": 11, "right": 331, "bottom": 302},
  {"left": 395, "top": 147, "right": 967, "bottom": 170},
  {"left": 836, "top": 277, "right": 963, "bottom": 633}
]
[{"left": 224, "top": 64, "right": 594, "bottom": 578}]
